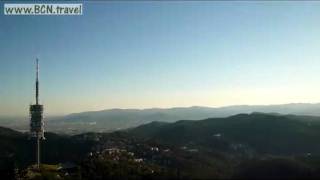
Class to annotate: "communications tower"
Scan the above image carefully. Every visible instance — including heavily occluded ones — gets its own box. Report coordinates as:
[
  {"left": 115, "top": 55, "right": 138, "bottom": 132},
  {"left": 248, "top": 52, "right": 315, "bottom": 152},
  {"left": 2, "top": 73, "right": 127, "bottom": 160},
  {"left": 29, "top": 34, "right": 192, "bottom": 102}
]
[{"left": 30, "top": 58, "right": 45, "bottom": 168}]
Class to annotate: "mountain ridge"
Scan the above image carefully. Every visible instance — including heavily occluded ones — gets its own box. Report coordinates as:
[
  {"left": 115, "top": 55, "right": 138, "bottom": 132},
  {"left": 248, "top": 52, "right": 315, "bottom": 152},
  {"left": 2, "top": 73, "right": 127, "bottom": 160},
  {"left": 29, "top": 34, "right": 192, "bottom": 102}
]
[
  {"left": 47, "top": 103, "right": 320, "bottom": 134},
  {"left": 3, "top": 103, "right": 320, "bottom": 134}
]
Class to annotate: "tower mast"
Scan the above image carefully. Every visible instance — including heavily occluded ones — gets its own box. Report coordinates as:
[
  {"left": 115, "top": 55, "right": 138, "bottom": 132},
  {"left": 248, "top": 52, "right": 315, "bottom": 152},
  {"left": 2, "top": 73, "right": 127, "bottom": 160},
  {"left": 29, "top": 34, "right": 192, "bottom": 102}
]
[{"left": 30, "top": 58, "right": 45, "bottom": 169}]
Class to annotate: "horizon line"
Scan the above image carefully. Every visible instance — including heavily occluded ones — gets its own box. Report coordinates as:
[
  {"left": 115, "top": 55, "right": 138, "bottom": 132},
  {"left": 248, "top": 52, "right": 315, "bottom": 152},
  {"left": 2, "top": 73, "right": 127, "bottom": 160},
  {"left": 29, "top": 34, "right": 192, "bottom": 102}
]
[{"left": 2, "top": 101, "right": 320, "bottom": 118}]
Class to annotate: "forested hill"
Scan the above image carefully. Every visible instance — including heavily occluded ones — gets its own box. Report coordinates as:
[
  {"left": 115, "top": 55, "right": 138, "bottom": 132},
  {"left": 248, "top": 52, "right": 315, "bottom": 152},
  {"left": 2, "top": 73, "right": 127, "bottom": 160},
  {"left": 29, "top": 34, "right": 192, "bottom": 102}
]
[{"left": 129, "top": 113, "right": 320, "bottom": 155}]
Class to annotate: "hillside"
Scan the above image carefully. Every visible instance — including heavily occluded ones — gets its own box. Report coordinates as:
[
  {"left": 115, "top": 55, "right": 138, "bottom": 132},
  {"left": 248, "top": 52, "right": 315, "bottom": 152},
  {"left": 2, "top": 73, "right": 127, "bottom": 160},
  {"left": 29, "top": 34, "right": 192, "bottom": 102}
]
[
  {"left": 0, "top": 127, "right": 95, "bottom": 169},
  {"left": 129, "top": 113, "right": 320, "bottom": 155},
  {"left": 2, "top": 113, "right": 320, "bottom": 179}
]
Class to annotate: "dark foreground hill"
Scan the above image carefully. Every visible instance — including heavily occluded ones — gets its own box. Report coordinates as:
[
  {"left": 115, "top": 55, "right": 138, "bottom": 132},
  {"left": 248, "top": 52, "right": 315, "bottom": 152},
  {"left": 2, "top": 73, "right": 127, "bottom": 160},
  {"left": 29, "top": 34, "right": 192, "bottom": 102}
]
[
  {"left": 0, "top": 127, "right": 95, "bottom": 168},
  {"left": 2, "top": 113, "right": 320, "bottom": 179},
  {"left": 129, "top": 113, "right": 320, "bottom": 155}
]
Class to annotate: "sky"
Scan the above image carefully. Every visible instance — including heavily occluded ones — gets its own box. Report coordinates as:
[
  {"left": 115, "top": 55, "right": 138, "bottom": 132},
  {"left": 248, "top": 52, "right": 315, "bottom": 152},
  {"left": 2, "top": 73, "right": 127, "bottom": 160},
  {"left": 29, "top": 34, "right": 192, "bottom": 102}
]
[{"left": 1, "top": 1, "right": 320, "bottom": 116}]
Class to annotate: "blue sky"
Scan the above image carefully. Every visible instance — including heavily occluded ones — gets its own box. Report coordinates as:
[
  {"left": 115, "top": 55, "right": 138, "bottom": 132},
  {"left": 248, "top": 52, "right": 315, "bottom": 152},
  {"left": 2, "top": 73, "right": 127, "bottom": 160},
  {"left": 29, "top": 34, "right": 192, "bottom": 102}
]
[{"left": 1, "top": 1, "right": 320, "bottom": 116}]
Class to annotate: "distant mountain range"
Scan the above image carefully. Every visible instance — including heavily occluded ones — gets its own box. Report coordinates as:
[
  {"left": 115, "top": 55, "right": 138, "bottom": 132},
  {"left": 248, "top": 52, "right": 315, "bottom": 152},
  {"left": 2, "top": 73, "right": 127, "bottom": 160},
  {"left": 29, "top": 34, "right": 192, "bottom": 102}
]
[
  {"left": 3, "top": 103, "right": 320, "bottom": 134},
  {"left": 47, "top": 103, "right": 320, "bottom": 134}
]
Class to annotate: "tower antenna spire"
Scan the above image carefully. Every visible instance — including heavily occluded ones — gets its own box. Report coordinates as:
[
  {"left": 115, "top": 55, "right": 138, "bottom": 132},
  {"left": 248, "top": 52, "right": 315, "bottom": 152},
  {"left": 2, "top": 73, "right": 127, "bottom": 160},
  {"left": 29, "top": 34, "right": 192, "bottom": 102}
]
[{"left": 36, "top": 58, "right": 39, "bottom": 105}]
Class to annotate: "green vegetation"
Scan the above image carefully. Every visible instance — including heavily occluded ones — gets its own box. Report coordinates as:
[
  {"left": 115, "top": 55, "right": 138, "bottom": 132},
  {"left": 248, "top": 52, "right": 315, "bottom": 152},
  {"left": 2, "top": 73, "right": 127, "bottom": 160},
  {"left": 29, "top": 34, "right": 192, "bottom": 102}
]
[{"left": 21, "top": 164, "right": 60, "bottom": 180}]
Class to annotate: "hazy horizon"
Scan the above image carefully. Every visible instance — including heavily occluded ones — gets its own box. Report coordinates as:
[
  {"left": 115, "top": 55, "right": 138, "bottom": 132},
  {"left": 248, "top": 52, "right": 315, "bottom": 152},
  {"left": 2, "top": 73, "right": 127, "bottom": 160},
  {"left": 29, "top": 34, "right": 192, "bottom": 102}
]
[
  {"left": 1, "top": 102, "right": 320, "bottom": 118},
  {"left": 2, "top": 1, "right": 320, "bottom": 116}
]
